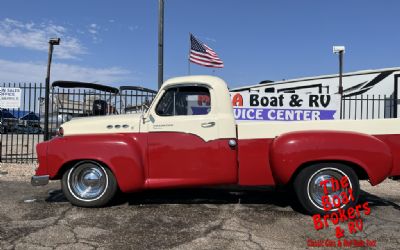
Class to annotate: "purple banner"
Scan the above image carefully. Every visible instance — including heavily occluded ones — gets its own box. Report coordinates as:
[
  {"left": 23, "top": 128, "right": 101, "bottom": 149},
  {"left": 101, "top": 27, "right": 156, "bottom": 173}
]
[{"left": 234, "top": 108, "right": 336, "bottom": 121}]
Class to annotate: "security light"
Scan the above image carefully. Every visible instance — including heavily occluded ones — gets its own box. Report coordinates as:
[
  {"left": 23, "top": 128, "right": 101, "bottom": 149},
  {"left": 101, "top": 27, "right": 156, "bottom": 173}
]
[
  {"left": 49, "top": 38, "right": 61, "bottom": 45},
  {"left": 333, "top": 46, "right": 345, "bottom": 54}
]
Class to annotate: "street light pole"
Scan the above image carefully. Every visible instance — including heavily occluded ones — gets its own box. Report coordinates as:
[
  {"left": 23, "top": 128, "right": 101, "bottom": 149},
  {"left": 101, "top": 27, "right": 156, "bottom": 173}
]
[
  {"left": 158, "top": 0, "right": 164, "bottom": 89},
  {"left": 44, "top": 38, "right": 60, "bottom": 141},
  {"left": 333, "top": 46, "right": 345, "bottom": 119},
  {"left": 338, "top": 50, "right": 344, "bottom": 96}
]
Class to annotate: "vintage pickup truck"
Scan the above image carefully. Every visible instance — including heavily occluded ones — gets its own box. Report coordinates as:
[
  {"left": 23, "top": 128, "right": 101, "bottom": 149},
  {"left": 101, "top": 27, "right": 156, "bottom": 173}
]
[{"left": 32, "top": 75, "right": 400, "bottom": 214}]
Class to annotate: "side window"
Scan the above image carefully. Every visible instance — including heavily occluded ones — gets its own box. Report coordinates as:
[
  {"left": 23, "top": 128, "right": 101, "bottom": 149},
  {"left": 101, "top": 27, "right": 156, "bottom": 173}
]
[
  {"left": 155, "top": 88, "right": 176, "bottom": 116},
  {"left": 264, "top": 87, "right": 275, "bottom": 93},
  {"left": 155, "top": 86, "right": 211, "bottom": 116}
]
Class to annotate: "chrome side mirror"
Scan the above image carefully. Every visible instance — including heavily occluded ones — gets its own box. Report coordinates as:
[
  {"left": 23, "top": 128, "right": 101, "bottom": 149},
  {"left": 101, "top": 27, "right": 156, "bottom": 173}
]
[{"left": 142, "top": 103, "right": 150, "bottom": 112}]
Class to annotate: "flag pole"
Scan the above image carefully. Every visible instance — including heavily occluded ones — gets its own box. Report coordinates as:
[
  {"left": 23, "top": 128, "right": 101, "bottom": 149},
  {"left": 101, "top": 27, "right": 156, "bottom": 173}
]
[
  {"left": 188, "top": 33, "right": 191, "bottom": 75},
  {"left": 188, "top": 57, "right": 191, "bottom": 75}
]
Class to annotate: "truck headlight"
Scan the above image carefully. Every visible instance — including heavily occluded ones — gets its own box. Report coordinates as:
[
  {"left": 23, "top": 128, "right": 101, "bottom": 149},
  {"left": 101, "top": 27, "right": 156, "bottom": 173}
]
[{"left": 57, "top": 127, "right": 64, "bottom": 136}]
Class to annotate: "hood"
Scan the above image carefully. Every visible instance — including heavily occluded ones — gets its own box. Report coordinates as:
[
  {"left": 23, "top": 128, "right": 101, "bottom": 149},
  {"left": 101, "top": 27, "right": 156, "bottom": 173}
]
[{"left": 62, "top": 113, "right": 142, "bottom": 136}]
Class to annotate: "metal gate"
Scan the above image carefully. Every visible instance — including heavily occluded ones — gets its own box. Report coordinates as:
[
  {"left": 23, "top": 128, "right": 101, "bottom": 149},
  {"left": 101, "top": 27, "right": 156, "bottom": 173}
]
[
  {"left": 341, "top": 74, "right": 400, "bottom": 120},
  {"left": 0, "top": 82, "right": 157, "bottom": 163},
  {"left": 2, "top": 77, "right": 400, "bottom": 163}
]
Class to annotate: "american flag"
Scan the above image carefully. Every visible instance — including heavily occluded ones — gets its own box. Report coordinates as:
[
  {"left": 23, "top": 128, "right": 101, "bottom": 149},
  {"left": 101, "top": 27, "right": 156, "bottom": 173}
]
[{"left": 189, "top": 34, "right": 224, "bottom": 68}]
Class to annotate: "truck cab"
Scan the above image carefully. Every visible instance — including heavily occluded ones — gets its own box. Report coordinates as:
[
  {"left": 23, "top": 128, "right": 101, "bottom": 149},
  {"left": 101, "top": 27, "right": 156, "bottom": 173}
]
[{"left": 142, "top": 76, "right": 238, "bottom": 188}]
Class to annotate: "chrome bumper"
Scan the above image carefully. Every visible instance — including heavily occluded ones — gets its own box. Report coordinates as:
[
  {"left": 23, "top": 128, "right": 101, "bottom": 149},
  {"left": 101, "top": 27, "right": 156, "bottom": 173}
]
[{"left": 31, "top": 175, "right": 49, "bottom": 186}]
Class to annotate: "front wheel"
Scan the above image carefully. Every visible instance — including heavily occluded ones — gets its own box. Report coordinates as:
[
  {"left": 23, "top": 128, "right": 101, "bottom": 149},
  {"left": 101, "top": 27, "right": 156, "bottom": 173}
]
[
  {"left": 293, "top": 163, "right": 360, "bottom": 215},
  {"left": 61, "top": 161, "right": 118, "bottom": 207}
]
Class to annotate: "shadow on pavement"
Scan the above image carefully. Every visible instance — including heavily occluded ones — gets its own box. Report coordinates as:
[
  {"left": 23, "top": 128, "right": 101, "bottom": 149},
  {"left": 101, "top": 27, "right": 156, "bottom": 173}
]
[
  {"left": 45, "top": 187, "right": 400, "bottom": 213},
  {"left": 359, "top": 190, "right": 400, "bottom": 211},
  {"left": 45, "top": 189, "right": 68, "bottom": 203},
  {"left": 118, "top": 187, "right": 293, "bottom": 206},
  {"left": 46, "top": 186, "right": 299, "bottom": 209}
]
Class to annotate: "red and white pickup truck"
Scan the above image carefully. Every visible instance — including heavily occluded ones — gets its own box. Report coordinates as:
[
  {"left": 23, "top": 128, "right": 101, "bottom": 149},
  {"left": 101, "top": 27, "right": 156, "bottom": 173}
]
[{"left": 32, "top": 75, "right": 400, "bottom": 214}]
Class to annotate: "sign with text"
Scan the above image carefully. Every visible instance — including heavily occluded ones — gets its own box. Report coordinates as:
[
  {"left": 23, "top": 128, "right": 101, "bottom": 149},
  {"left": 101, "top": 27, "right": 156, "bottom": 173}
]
[
  {"left": 0, "top": 88, "right": 21, "bottom": 109},
  {"left": 230, "top": 92, "right": 340, "bottom": 121}
]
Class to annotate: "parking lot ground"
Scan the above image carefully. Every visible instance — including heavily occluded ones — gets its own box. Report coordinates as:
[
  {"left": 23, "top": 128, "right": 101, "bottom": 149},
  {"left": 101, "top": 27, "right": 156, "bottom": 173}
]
[{"left": 0, "top": 164, "right": 399, "bottom": 249}]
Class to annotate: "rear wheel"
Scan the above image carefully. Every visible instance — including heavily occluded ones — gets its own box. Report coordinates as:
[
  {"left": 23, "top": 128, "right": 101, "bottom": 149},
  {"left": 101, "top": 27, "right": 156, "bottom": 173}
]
[
  {"left": 61, "top": 160, "right": 117, "bottom": 207},
  {"left": 293, "top": 162, "right": 360, "bottom": 215}
]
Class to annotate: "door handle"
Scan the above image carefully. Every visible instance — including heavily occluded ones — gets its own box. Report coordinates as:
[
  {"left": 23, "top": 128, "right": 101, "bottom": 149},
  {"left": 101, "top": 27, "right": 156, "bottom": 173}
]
[{"left": 201, "top": 122, "right": 215, "bottom": 128}]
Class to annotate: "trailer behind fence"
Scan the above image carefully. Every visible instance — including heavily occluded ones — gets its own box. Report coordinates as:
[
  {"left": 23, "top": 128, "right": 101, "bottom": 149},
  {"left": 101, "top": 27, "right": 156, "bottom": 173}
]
[{"left": 1, "top": 82, "right": 157, "bottom": 163}]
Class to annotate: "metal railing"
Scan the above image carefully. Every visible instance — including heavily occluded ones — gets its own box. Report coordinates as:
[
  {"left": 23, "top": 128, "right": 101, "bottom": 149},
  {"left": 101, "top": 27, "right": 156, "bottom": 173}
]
[
  {"left": 341, "top": 95, "right": 397, "bottom": 120},
  {"left": 1, "top": 82, "right": 157, "bottom": 163},
  {"left": 1, "top": 82, "right": 399, "bottom": 163}
]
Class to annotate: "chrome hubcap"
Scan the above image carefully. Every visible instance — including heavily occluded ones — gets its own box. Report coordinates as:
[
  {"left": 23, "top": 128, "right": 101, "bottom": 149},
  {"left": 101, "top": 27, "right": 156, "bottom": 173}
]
[
  {"left": 307, "top": 168, "right": 352, "bottom": 210},
  {"left": 68, "top": 162, "right": 107, "bottom": 201}
]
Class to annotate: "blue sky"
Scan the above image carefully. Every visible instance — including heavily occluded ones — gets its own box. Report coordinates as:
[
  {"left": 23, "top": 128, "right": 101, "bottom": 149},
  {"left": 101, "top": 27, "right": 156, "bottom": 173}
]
[{"left": 1, "top": 0, "right": 400, "bottom": 89}]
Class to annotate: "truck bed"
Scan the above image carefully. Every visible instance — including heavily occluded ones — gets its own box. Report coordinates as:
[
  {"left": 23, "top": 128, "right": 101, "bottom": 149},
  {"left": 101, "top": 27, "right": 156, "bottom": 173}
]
[
  {"left": 237, "top": 118, "right": 400, "bottom": 178},
  {"left": 237, "top": 118, "right": 400, "bottom": 139}
]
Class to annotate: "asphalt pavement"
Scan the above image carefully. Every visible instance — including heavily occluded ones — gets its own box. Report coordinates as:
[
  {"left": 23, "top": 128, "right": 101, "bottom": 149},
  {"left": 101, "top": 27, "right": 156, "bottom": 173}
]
[{"left": 0, "top": 178, "right": 399, "bottom": 250}]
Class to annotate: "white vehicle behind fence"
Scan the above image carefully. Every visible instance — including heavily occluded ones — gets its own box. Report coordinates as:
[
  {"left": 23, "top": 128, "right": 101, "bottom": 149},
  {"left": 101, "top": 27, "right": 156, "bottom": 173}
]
[{"left": 230, "top": 67, "right": 400, "bottom": 120}]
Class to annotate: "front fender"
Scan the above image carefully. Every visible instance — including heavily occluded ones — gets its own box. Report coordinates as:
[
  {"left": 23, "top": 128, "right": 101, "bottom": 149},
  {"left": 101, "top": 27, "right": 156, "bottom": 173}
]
[
  {"left": 46, "top": 133, "right": 147, "bottom": 192},
  {"left": 270, "top": 131, "right": 392, "bottom": 185}
]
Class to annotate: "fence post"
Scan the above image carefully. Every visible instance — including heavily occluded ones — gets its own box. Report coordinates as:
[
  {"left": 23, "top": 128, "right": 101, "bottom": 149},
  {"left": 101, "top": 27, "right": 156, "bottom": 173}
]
[{"left": 394, "top": 74, "right": 399, "bottom": 118}]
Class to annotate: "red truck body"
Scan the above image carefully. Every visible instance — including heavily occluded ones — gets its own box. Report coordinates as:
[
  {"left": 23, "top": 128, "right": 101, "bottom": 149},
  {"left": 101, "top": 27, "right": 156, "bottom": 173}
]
[
  {"left": 36, "top": 131, "right": 400, "bottom": 191},
  {"left": 32, "top": 75, "right": 400, "bottom": 213}
]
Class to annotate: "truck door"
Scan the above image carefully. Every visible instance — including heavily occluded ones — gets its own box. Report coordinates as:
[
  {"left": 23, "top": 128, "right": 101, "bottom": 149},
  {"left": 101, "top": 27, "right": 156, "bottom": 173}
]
[{"left": 145, "top": 85, "right": 237, "bottom": 187}]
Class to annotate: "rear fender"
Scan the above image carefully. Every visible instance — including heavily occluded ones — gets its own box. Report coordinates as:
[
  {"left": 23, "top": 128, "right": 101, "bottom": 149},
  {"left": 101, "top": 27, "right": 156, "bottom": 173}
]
[
  {"left": 270, "top": 131, "right": 392, "bottom": 186},
  {"left": 47, "top": 134, "right": 147, "bottom": 192}
]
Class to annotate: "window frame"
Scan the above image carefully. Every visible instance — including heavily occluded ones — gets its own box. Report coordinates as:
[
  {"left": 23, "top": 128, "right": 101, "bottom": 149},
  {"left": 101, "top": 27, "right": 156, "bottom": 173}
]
[{"left": 154, "top": 85, "right": 212, "bottom": 117}]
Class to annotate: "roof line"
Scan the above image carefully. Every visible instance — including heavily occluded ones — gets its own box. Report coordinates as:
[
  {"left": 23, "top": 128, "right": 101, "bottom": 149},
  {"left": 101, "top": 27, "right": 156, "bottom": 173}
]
[{"left": 231, "top": 67, "right": 400, "bottom": 91}]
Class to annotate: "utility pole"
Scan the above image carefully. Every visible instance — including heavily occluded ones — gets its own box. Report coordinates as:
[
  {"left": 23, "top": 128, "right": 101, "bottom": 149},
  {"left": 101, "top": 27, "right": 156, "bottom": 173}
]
[
  {"left": 158, "top": 0, "right": 164, "bottom": 89},
  {"left": 333, "top": 46, "right": 345, "bottom": 119},
  {"left": 44, "top": 38, "right": 60, "bottom": 141},
  {"left": 338, "top": 51, "right": 344, "bottom": 95}
]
